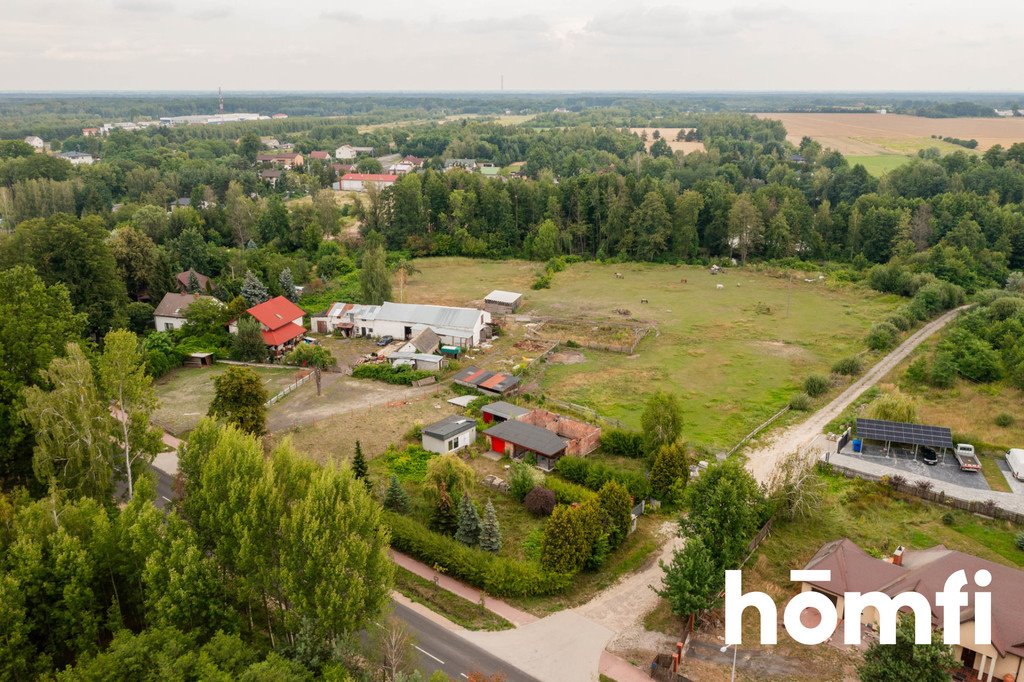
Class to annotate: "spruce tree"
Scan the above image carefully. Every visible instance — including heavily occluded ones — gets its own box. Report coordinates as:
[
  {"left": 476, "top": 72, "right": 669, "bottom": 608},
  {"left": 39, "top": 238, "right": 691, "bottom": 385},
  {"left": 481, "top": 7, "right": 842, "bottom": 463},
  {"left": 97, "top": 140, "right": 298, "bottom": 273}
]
[
  {"left": 383, "top": 475, "right": 410, "bottom": 514},
  {"left": 279, "top": 267, "right": 297, "bottom": 302},
  {"left": 455, "top": 492, "right": 481, "bottom": 546},
  {"left": 187, "top": 269, "right": 201, "bottom": 294},
  {"left": 478, "top": 499, "right": 502, "bottom": 553},
  {"left": 240, "top": 269, "right": 269, "bottom": 307},
  {"left": 352, "top": 441, "right": 369, "bottom": 488},
  {"left": 430, "top": 483, "right": 459, "bottom": 536}
]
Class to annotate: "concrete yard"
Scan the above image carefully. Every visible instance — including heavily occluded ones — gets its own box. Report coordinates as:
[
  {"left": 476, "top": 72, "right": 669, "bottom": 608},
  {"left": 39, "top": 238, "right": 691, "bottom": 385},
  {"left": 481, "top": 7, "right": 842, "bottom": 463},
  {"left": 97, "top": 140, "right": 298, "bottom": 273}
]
[
  {"left": 843, "top": 442, "right": 990, "bottom": 491},
  {"left": 997, "top": 459, "right": 1024, "bottom": 496}
]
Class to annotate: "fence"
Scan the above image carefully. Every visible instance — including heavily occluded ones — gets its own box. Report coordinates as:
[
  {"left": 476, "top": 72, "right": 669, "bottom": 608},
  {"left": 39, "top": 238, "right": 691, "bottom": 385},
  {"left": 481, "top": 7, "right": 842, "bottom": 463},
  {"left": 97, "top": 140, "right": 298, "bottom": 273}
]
[
  {"left": 264, "top": 370, "right": 313, "bottom": 407},
  {"left": 543, "top": 398, "right": 626, "bottom": 429},
  {"left": 725, "top": 406, "right": 790, "bottom": 458},
  {"left": 822, "top": 461, "right": 1024, "bottom": 525}
]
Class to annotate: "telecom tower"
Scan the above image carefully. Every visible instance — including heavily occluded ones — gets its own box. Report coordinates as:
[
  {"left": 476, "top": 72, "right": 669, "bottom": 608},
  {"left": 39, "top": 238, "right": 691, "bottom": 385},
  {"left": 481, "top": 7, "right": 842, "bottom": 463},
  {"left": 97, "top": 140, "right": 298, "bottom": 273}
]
[{"left": 218, "top": 87, "right": 224, "bottom": 114}]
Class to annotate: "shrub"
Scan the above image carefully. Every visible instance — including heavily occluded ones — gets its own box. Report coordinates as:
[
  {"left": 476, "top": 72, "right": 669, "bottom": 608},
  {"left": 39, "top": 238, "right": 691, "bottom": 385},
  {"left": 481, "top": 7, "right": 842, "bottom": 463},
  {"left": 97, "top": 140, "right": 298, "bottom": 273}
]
[
  {"left": 531, "top": 273, "right": 552, "bottom": 290},
  {"left": 382, "top": 445, "right": 434, "bottom": 482},
  {"left": 352, "top": 363, "right": 435, "bottom": 385},
  {"left": 544, "top": 475, "right": 597, "bottom": 504},
  {"left": 904, "top": 356, "right": 930, "bottom": 384},
  {"left": 867, "top": 388, "right": 917, "bottom": 423},
  {"left": 523, "top": 486, "right": 557, "bottom": 516},
  {"left": 942, "top": 512, "right": 955, "bottom": 526},
  {"left": 600, "top": 429, "right": 646, "bottom": 458},
  {"left": 866, "top": 322, "right": 899, "bottom": 351},
  {"left": 383, "top": 512, "right": 572, "bottom": 597},
  {"left": 1017, "top": 532, "right": 1024, "bottom": 552},
  {"left": 803, "top": 374, "right": 830, "bottom": 397},
  {"left": 995, "top": 413, "right": 1015, "bottom": 428},
  {"left": 507, "top": 462, "right": 537, "bottom": 502},
  {"left": 554, "top": 456, "right": 651, "bottom": 500},
  {"left": 789, "top": 393, "right": 812, "bottom": 411},
  {"left": 886, "top": 313, "right": 913, "bottom": 332},
  {"left": 929, "top": 352, "right": 958, "bottom": 388},
  {"left": 832, "top": 356, "right": 863, "bottom": 376}
]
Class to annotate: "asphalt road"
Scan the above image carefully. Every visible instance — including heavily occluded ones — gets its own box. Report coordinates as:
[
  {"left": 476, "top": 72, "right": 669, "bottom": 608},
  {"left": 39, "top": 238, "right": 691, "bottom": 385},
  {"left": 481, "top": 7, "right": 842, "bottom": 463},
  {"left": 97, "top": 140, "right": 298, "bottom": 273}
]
[
  {"left": 151, "top": 466, "right": 175, "bottom": 509},
  {"left": 391, "top": 601, "right": 541, "bottom": 682}
]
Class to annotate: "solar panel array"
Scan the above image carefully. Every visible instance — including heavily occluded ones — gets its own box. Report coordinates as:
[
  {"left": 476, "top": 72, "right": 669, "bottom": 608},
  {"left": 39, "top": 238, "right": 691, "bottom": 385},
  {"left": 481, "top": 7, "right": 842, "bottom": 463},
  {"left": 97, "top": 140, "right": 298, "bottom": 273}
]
[{"left": 855, "top": 418, "right": 953, "bottom": 449}]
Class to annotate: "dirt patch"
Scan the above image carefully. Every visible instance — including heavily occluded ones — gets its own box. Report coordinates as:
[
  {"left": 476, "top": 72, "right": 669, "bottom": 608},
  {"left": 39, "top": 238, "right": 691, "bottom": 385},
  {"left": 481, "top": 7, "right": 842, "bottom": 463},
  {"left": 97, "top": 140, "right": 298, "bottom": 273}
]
[
  {"left": 547, "top": 350, "right": 586, "bottom": 365},
  {"left": 753, "top": 341, "right": 813, "bottom": 362}
]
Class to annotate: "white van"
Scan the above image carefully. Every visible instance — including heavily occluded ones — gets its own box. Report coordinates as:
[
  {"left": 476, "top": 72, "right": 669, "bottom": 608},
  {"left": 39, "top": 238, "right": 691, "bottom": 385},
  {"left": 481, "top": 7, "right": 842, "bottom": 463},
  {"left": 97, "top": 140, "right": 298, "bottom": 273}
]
[{"left": 1007, "top": 448, "right": 1024, "bottom": 482}]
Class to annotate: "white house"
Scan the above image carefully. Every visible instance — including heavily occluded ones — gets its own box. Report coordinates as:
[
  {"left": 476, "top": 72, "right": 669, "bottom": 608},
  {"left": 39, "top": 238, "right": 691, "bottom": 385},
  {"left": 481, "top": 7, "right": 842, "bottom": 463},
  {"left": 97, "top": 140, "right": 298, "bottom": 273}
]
[
  {"left": 338, "top": 173, "right": 397, "bottom": 191},
  {"left": 421, "top": 415, "right": 477, "bottom": 455},
  {"left": 334, "top": 145, "right": 374, "bottom": 160},
  {"left": 24, "top": 136, "right": 44, "bottom": 150},
  {"left": 387, "top": 161, "right": 415, "bottom": 175},
  {"left": 153, "top": 292, "right": 220, "bottom": 331},
  {"left": 58, "top": 151, "right": 94, "bottom": 166}
]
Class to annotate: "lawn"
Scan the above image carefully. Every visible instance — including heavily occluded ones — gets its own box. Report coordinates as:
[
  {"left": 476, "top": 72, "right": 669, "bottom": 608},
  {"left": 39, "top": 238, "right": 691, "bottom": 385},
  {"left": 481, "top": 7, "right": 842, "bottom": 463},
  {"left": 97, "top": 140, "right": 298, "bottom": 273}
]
[
  {"left": 152, "top": 364, "right": 300, "bottom": 436},
  {"left": 403, "top": 258, "right": 902, "bottom": 452},
  {"left": 394, "top": 567, "right": 513, "bottom": 631},
  {"left": 845, "top": 154, "right": 910, "bottom": 176}
]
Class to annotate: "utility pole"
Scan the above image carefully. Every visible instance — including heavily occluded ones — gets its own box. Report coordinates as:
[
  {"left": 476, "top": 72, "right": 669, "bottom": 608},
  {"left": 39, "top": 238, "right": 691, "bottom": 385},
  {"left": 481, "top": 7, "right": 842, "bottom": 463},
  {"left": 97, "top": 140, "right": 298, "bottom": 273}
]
[{"left": 218, "top": 86, "right": 224, "bottom": 114}]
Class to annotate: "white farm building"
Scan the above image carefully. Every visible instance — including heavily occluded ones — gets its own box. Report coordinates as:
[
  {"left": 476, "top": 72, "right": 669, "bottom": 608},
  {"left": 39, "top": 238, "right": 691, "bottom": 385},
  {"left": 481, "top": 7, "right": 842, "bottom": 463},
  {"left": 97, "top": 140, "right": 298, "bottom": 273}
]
[{"left": 310, "top": 301, "right": 491, "bottom": 348}]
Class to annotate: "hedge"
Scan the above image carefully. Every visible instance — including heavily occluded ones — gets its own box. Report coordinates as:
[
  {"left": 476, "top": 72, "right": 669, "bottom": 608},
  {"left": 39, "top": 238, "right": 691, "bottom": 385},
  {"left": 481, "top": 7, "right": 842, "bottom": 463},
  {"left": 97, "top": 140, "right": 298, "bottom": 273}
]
[
  {"left": 542, "top": 475, "right": 596, "bottom": 504},
  {"left": 555, "top": 457, "right": 651, "bottom": 500},
  {"left": 599, "top": 429, "right": 646, "bottom": 458},
  {"left": 384, "top": 511, "right": 572, "bottom": 597},
  {"left": 352, "top": 363, "right": 435, "bottom": 385}
]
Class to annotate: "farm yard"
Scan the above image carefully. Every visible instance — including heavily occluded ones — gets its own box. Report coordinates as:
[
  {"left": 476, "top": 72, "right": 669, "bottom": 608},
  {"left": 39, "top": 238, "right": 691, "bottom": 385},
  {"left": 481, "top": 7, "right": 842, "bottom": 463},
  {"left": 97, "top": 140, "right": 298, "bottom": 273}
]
[
  {"left": 401, "top": 258, "right": 903, "bottom": 452},
  {"left": 629, "top": 127, "right": 706, "bottom": 154}
]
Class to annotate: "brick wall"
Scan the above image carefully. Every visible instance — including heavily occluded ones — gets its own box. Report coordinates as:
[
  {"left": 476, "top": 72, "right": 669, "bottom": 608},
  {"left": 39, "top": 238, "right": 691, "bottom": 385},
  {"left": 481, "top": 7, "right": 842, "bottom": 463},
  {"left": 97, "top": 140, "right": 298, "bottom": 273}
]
[{"left": 522, "top": 408, "right": 601, "bottom": 456}]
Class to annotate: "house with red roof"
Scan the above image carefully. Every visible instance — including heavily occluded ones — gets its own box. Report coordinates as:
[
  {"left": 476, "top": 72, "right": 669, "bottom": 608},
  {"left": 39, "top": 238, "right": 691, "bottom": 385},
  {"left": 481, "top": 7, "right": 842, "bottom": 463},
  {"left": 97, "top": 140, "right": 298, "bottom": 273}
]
[
  {"left": 339, "top": 173, "right": 398, "bottom": 192},
  {"left": 229, "top": 296, "right": 306, "bottom": 358},
  {"left": 308, "top": 150, "right": 331, "bottom": 160}
]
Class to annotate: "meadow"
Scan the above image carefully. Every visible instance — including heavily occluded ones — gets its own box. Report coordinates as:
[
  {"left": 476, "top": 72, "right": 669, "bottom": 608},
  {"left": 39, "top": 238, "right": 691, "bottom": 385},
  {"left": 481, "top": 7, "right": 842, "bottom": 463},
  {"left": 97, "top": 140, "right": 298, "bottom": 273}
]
[{"left": 403, "top": 258, "right": 903, "bottom": 452}]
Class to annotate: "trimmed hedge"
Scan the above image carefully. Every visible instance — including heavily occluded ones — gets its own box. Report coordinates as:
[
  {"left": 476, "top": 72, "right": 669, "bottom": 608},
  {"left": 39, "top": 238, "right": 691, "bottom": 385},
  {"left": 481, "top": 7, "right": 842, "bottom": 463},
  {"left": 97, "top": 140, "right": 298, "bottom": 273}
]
[
  {"left": 352, "top": 363, "right": 435, "bottom": 385},
  {"left": 600, "top": 429, "right": 646, "bottom": 458},
  {"left": 384, "top": 511, "right": 572, "bottom": 597},
  {"left": 555, "top": 456, "right": 651, "bottom": 500},
  {"left": 543, "top": 476, "right": 596, "bottom": 504}
]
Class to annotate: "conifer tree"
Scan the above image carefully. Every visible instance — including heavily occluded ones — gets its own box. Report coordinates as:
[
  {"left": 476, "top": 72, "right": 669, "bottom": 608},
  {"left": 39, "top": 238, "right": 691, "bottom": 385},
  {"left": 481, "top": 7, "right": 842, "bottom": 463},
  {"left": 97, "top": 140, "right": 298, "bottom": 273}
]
[
  {"left": 240, "top": 269, "right": 269, "bottom": 307},
  {"left": 430, "top": 483, "right": 458, "bottom": 536},
  {"left": 279, "top": 267, "right": 297, "bottom": 302},
  {"left": 187, "top": 269, "right": 201, "bottom": 293},
  {"left": 352, "top": 441, "right": 368, "bottom": 484},
  {"left": 383, "top": 475, "right": 411, "bottom": 514},
  {"left": 478, "top": 499, "right": 502, "bottom": 553},
  {"left": 455, "top": 492, "right": 481, "bottom": 546}
]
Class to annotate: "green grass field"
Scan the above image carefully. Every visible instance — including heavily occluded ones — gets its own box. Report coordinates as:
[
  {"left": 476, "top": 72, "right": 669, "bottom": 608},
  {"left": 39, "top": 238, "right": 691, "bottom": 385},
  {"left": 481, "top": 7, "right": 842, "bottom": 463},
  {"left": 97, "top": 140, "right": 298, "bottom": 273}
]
[
  {"left": 403, "top": 259, "right": 902, "bottom": 451},
  {"left": 845, "top": 155, "right": 911, "bottom": 176}
]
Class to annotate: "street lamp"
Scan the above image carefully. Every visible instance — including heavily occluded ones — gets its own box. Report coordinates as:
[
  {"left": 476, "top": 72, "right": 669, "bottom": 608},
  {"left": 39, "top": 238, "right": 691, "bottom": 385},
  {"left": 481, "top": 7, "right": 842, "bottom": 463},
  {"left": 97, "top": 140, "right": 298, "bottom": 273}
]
[{"left": 720, "top": 644, "right": 738, "bottom": 682}]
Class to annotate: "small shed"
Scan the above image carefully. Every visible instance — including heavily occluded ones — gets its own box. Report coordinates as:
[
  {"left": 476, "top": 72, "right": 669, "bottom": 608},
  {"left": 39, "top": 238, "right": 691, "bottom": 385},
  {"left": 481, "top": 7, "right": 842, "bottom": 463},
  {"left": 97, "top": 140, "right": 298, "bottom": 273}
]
[
  {"left": 483, "top": 290, "right": 523, "bottom": 314},
  {"left": 422, "top": 415, "right": 477, "bottom": 455},
  {"left": 453, "top": 366, "right": 520, "bottom": 396},
  {"left": 183, "top": 352, "right": 214, "bottom": 368},
  {"left": 481, "top": 401, "right": 530, "bottom": 424},
  {"left": 483, "top": 419, "right": 569, "bottom": 471},
  {"left": 387, "top": 352, "right": 447, "bottom": 372}
]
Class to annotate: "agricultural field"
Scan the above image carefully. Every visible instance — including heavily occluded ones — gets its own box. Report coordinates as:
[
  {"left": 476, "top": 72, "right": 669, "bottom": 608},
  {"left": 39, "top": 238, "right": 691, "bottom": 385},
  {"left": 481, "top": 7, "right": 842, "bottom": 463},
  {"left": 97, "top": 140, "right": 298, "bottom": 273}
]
[
  {"left": 402, "top": 258, "right": 903, "bottom": 452},
  {"left": 629, "top": 127, "right": 706, "bottom": 154},
  {"left": 843, "top": 154, "right": 910, "bottom": 177},
  {"left": 152, "top": 364, "right": 300, "bottom": 436},
  {"left": 756, "top": 112, "right": 1024, "bottom": 155}
]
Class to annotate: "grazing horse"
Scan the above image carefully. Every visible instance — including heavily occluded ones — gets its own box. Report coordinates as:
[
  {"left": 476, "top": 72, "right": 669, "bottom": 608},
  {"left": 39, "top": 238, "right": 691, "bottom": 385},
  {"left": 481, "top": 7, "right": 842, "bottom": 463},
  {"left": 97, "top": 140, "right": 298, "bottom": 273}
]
[
  {"left": 640, "top": 298, "right": 649, "bottom": 304},
  {"left": 716, "top": 284, "right": 724, "bottom": 290},
  {"left": 615, "top": 272, "right": 624, "bottom": 279},
  {"left": 680, "top": 278, "right": 687, "bottom": 284}
]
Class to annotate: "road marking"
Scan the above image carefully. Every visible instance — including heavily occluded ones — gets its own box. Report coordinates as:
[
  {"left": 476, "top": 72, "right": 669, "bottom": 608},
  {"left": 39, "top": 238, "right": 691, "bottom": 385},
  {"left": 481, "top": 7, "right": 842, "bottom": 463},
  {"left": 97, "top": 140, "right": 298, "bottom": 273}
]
[
  {"left": 414, "top": 645, "right": 444, "bottom": 665},
  {"left": 161, "top": 496, "right": 171, "bottom": 502}
]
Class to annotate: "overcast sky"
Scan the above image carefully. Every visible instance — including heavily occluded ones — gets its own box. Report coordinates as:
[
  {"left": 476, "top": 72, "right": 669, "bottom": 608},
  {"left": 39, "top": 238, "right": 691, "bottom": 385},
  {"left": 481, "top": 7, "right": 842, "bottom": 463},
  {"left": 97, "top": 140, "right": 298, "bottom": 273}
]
[{"left": 3, "top": 0, "right": 1022, "bottom": 92}]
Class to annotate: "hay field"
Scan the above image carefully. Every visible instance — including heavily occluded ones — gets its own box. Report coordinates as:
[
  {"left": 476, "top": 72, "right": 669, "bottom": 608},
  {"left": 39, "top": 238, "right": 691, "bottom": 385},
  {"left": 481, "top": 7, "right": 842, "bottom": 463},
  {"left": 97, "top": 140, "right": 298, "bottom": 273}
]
[
  {"left": 629, "top": 127, "right": 706, "bottom": 153},
  {"left": 756, "top": 112, "right": 1024, "bottom": 154},
  {"left": 402, "top": 258, "right": 902, "bottom": 451}
]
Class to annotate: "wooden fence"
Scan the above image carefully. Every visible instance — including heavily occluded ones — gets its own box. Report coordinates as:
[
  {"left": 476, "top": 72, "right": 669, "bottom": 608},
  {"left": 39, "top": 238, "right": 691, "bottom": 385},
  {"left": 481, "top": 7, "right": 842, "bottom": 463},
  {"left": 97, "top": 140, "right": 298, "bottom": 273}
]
[
  {"left": 822, "top": 461, "right": 1024, "bottom": 525},
  {"left": 264, "top": 370, "right": 313, "bottom": 407},
  {"left": 725, "top": 406, "right": 790, "bottom": 458},
  {"left": 544, "top": 398, "right": 626, "bottom": 429}
]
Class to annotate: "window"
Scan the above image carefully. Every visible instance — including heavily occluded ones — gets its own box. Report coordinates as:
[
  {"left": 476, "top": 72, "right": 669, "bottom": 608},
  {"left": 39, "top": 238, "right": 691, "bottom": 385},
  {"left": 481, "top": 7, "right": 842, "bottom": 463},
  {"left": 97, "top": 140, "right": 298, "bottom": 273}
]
[
  {"left": 447, "top": 438, "right": 459, "bottom": 451},
  {"left": 164, "top": 322, "right": 174, "bottom": 331}
]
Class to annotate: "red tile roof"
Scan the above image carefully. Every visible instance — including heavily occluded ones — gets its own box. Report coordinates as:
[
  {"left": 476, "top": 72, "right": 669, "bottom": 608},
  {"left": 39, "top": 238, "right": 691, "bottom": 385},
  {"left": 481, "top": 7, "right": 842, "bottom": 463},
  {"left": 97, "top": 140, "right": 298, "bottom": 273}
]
[
  {"left": 247, "top": 296, "right": 305, "bottom": 330},
  {"left": 309, "top": 151, "right": 330, "bottom": 159},
  {"left": 261, "top": 321, "right": 306, "bottom": 346},
  {"left": 340, "top": 173, "right": 398, "bottom": 182}
]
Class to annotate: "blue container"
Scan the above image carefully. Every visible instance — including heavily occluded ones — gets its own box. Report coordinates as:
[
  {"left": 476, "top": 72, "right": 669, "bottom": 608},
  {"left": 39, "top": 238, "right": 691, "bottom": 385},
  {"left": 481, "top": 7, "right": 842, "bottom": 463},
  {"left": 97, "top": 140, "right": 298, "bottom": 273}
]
[{"left": 852, "top": 439, "right": 862, "bottom": 453}]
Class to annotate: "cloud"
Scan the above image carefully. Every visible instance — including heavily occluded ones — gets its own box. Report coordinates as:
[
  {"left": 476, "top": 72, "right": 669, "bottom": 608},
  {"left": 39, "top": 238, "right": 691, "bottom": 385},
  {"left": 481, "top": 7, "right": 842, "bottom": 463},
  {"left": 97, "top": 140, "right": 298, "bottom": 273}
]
[
  {"left": 111, "top": 0, "right": 170, "bottom": 13},
  {"left": 190, "top": 5, "right": 232, "bottom": 20},
  {"left": 321, "top": 9, "right": 365, "bottom": 23}
]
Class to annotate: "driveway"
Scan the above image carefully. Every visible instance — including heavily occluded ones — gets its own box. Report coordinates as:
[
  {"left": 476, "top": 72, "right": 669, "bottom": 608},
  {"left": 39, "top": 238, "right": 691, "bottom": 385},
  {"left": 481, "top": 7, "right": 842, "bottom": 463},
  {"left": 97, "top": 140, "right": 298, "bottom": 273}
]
[
  {"left": 997, "top": 459, "right": 1024, "bottom": 495},
  {"left": 852, "top": 442, "right": 990, "bottom": 491}
]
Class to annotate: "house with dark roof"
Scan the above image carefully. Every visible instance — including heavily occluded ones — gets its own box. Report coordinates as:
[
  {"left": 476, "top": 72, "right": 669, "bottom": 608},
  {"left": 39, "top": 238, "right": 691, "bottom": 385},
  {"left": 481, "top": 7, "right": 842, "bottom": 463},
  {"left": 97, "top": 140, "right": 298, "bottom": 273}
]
[
  {"left": 481, "top": 401, "right": 530, "bottom": 424},
  {"left": 800, "top": 538, "right": 1024, "bottom": 681},
  {"left": 153, "top": 292, "right": 220, "bottom": 331},
  {"left": 483, "top": 419, "right": 568, "bottom": 471},
  {"left": 399, "top": 328, "right": 440, "bottom": 355},
  {"left": 453, "top": 366, "right": 519, "bottom": 396},
  {"left": 260, "top": 169, "right": 282, "bottom": 186},
  {"left": 422, "top": 415, "right": 477, "bottom": 454},
  {"left": 175, "top": 269, "right": 212, "bottom": 294},
  {"left": 229, "top": 296, "right": 306, "bottom": 357}
]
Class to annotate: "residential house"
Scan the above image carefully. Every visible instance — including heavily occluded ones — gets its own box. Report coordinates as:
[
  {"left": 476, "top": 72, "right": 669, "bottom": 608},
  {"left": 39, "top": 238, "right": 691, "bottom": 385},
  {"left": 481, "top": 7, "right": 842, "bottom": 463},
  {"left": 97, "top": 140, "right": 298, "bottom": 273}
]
[
  {"left": 334, "top": 145, "right": 374, "bottom": 160},
  {"left": 171, "top": 197, "right": 191, "bottom": 209},
  {"left": 308, "top": 150, "right": 331, "bottom": 161},
  {"left": 58, "top": 151, "right": 94, "bottom": 165},
  {"left": 422, "top": 415, "right": 477, "bottom": 455},
  {"left": 174, "top": 269, "right": 212, "bottom": 294},
  {"left": 256, "top": 152, "right": 304, "bottom": 169},
  {"left": 387, "top": 161, "right": 415, "bottom": 175},
  {"left": 24, "top": 136, "right": 44, "bottom": 150},
  {"left": 82, "top": 127, "right": 99, "bottom": 137},
  {"left": 800, "top": 538, "right": 1024, "bottom": 682},
  {"left": 484, "top": 419, "right": 568, "bottom": 471},
  {"left": 229, "top": 296, "right": 306, "bottom": 358},
  {"left": 452, "top": 366, "right": 519, "bottom": 395},
  {"left": 338, "top": 173, "right": 398, "bottom": 191},
  {"left": 479, "top": 163, "right": 500, "bottom": 177},
  {"left": 444, "top": 158, "right": 477, "bottom": 171},
  {"left": 402, "top": 155, "right": 425, "bottom": 168},
  {"left": 483, "top": 290, "right": 523, "bottom": 314},
  {"left": 153, "top": 292, "right": 220, "bottom": 331},
  {"left": 260, "top": 169, "right": 282, "bottom": 186},
  {"left": 398, "top": 328, "right": 440, "bottom": 355},
  {"left": 331, "top": 163, "right": 353, "bottom": 176},
  {"left": 260, "top": 137, "right": 281, "bottom": 149},
  {"left": 481, "top": 401, "right": 529, "bottom": 424},
  {"left": 387, "top": 352, "right": 447, "bottom": 372}
]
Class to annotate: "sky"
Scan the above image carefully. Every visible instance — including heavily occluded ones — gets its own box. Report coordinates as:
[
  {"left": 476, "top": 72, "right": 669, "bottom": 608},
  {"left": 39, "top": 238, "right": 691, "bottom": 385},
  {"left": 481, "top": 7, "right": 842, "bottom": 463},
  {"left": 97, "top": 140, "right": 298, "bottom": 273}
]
[{"left": 3, "top": 0, "right": 1023, "bottom": 92}]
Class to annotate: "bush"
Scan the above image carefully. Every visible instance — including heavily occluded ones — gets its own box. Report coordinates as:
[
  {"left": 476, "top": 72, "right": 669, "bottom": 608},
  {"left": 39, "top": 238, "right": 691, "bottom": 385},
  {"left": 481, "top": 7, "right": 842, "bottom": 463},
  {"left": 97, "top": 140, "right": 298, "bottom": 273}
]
[
  {"left": 886, "top": 313, "right": 913, "bottom": 332},
  {"left": 600, "top": 429, "right": 646, "bottom": 458},
  {"left": 866, "top": 322, "right": 899, "bottom": 351},
  {"left": 942, "top": 512, "right": 955, "bottom": 526},
  {"left": 531, "top": 273, "right": 552, "bottom": 290},
  {"left": 543, "top": 476, "right": 596, "bottom": 504},
  {"left": 832, "top": 356, "right": 863, "bottom": 376},
  {"left": 929, "top": 352, "right": 958, "bottom": 388},
  {"left": 554, "top": 456, "right": 651, "bottom": 500},
  {"left": 523, "top": 486, "right": 557, "bottom": 516},
  {"left": 383, "top": 512, "right": 572, "bottom": 597},
  {"left": 352, "top": 363, "right": 435, "bottom": 385},
  {"left": 803, "top": 374, "right": 830, "bottom": 398},
  {"left": 904, "top": 356, "right": 930, "bottom": 384},
  {"left": 507, "top": 461, "right": 537, "bottom": 501},
  {"left": 382, "top": 445, "right": 434, "bottom": 482},
  {"left": 789, "top": 393, "right": 812, "bottom": 411},
  {"left": 995, "top": 413, "right": 1015, "bottom": 428},
  {"left": 1017, "top": 532, "right": 1024, "bottom": 552}
]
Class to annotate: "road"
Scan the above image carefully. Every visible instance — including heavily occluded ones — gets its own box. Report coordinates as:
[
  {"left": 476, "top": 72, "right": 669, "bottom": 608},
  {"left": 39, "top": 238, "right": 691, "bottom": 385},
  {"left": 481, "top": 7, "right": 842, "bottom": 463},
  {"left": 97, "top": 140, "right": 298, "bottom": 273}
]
[
  {"left": 392, "top": 602, "right": 541, "bottom": 682},
  {"left": 745, "top": 305, "right": 968, "bottom": 485}
]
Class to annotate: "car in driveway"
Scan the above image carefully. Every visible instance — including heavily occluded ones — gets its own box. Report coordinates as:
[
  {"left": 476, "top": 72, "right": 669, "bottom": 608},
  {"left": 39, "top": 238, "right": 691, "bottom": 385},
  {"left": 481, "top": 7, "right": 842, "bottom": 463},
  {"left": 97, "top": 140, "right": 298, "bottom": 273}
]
[
  {"left": 921, "top": 446, "right": 939, "bottom": 465},
  {"left": 376, "top": 335, "right": 394, "bottom": 347}
]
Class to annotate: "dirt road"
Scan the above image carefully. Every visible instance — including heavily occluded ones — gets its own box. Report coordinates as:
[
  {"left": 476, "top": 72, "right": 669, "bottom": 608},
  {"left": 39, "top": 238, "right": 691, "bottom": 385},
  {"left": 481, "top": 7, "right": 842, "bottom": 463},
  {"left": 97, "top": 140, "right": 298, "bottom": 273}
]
[{"left": 745, "top": 306, "right": 967, "bottom": 485}]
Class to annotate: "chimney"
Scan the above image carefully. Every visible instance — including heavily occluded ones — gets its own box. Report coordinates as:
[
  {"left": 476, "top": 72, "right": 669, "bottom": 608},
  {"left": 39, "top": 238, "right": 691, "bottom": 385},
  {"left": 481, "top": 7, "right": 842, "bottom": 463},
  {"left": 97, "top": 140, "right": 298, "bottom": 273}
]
[{"left": 892, "top": 545, "right": 905, "bottom": 567}]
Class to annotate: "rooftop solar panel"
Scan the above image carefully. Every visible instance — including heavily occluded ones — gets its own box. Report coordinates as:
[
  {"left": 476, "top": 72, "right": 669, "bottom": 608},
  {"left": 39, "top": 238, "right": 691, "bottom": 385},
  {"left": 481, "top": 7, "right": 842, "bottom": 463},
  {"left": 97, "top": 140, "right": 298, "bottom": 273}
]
[{"left": 855, "top": 418, "right": 953, "bottom": 449}]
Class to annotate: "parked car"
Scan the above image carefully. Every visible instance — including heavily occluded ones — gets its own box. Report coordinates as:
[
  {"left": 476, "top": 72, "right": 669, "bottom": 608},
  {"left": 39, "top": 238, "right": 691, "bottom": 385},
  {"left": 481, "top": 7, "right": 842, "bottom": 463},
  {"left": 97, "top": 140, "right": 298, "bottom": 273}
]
[
  {"left": 921, "top": 446, "right": 939, "bottom": 465},
  {"left": 376, "top": 335, "right": 394, "bottom": 347},
  {"left": 1006, "top": 448, "right": 1024, "bottom": 481},
  {"left": 953, "top": 443, "right": 981, "bottom": 472}
]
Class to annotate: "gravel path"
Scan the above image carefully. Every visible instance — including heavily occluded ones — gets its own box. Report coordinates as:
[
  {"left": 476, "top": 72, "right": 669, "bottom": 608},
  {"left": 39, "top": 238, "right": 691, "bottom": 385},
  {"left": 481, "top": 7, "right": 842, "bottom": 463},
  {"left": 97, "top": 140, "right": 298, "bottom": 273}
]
[{"left": 745, "top": 306, "right": 967, "bottom": 486}]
